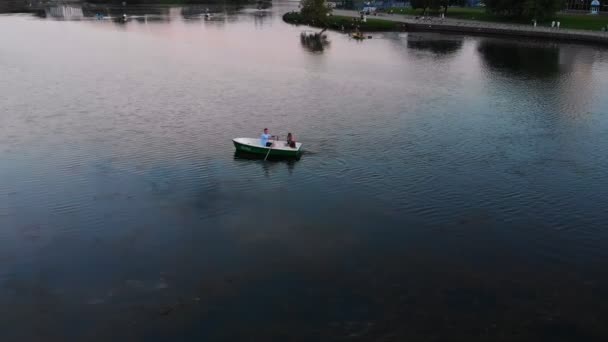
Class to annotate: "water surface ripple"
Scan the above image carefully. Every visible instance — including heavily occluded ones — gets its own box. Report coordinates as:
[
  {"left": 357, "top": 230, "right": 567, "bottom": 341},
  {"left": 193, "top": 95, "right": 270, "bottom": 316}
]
[{"left": 1, "top": 3, "right": 608, "bottom": 341}]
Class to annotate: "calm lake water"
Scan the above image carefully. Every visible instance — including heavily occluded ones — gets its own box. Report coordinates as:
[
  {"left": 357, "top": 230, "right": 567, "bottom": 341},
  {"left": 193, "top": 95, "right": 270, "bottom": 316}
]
[{"left": 2, "top": 2, "right": 608, "bottom": 341}]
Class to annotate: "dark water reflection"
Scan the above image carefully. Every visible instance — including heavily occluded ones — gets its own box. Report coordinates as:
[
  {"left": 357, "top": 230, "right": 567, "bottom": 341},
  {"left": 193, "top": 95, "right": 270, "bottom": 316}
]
[
  {"left": 300, "top": 31, "right": 330, "bottom": 53},
  {"left": 16, "top": 1, "right": 257, "bottom": 21},
  {"left": 478, "top": 39, "right": 561, "bottom": 77},
  {"left": 2, "top": 2, "right": 608, "bottom": 341},
  {"left": 407, "top": 33, "right": 464, "bottom": 55}
]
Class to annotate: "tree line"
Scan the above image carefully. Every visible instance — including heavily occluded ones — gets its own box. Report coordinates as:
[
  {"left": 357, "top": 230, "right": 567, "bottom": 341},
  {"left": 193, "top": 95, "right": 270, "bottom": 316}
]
[
  {"left": 410, "top": 0, "right": 466, "bottom": 16},
  {"left": 411, "top": 0, "right": 565, "bottom": 20},
  {"left": 484, "top": 0, "right": 565, "bottom": 20},
  {"left": 85, "top": 0, "right": 256, "bottom": 4}
]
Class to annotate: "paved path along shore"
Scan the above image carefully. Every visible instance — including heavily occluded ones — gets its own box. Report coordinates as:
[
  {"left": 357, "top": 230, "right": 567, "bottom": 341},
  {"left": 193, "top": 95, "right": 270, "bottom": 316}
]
[{"left": 333, "top": 9, "right": 608, "bottom": 45}]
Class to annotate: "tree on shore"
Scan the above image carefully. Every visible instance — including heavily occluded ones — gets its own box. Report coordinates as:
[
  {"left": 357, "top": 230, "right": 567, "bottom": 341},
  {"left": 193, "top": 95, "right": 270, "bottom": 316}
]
[
  {"left": 300, "top": 0, "right": 331, "bottom": 25},
  {"left": 485, "top": 0, "right": 564, "bottom": 20},
  {"left": 410, "top": 0, "right": 437, "bottom": 16},
  {"left": 410, "top": 0, "right": 467, "bottom": 17}
]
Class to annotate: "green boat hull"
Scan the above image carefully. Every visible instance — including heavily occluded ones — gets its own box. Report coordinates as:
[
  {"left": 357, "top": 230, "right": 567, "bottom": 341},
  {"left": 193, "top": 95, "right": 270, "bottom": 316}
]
[{"left": 233, "top": 140, "right": 301, "bottom": 157}]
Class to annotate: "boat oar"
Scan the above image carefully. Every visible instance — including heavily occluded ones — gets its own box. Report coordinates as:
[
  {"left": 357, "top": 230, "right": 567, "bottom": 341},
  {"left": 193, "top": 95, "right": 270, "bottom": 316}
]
[{"left": 263, "top": 137, "right": 274, "bottom": 161}]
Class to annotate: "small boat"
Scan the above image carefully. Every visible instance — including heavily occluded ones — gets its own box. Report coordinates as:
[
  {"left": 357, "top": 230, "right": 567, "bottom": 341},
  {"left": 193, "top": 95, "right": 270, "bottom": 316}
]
[
  {"left": 351, "top": 33, "right": 365, "bottom": 40},
  {"left": 233, "top": 137, "right": 302, "bottom": 158}
]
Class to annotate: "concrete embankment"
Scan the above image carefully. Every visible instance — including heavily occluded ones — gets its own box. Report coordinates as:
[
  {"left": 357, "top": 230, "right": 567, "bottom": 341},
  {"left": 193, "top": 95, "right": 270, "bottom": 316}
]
[{"left": 333, "top": 10, "right": 608, "bottom": 45}]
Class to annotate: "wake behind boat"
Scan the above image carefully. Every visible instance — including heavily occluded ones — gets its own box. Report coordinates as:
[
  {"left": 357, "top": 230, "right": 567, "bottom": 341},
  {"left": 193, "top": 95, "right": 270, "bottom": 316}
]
[{"left": 233, "top": 137, "right": 302, "bottom": 158}]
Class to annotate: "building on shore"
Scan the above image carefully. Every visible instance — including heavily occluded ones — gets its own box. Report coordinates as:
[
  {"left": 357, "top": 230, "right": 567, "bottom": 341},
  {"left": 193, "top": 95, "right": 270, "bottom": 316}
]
[
  {"left": 337, "top": 1, "right": 408, "bottom": 10},
  {"left": 591, "top": 0, "right": 601, "bottom": 14},
  {"left": 566, "top": 0, "right": 606, "bottom": 13}
]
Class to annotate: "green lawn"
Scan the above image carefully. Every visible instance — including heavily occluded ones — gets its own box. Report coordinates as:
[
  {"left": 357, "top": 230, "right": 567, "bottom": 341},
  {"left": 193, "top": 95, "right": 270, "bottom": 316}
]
[
  {"left": 285, "top": 8, "right": 608, "bottom": 32},
  {"left": 326, "top": 16, "right": 402, "bottom": 31},
  {"left": 388, "top": 7, "right": 498, "bottom": 21},
  {"left": 283, "top": 12, "right": 403, "bottom": 31},
  {"left": 387, "top": 7, "right": 608, "bottom": 31},
  {"left": 555, "top": 13, "right": 608, "bottom": 30}
]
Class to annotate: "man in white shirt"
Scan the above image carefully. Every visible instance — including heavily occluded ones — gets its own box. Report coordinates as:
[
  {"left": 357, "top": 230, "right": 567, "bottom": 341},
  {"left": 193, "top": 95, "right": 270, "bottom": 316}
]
[{"left": 260, "top": 128, "right": 272, "bottom": 147}]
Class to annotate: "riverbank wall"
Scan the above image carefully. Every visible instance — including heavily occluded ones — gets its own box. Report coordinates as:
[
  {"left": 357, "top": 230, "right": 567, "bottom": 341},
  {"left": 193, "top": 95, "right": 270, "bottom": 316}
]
[
  {"left": 288, "top": 10, "right": 608, "bottom": 46},
  {"left": 401, "top": 20, "right": 608, "bottom": 45}
]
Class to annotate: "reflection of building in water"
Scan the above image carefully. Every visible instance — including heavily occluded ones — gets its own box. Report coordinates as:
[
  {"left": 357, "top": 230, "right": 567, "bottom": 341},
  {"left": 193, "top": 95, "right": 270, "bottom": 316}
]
[
  {"left": 558, "top": 43, "right": 595, "bottom": 68},
  {"left": 46, "top": 5, "right": 84, "bottom": 20},
  {"left": 169, "top": 6, "right": 181, "bottom": 19},
  {"left": 253, "top": 10, "right": 271, "bottom": 27},
  {"left": 555, "top": 44, "right": 597, "bottom": 115}
]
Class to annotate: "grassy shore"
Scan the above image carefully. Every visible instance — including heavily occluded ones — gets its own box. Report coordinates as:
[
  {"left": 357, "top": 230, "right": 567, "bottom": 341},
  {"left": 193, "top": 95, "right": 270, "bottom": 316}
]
[
  {"left": 389, "top": 7, "right": 511, "bottom": 22},
  {"left": 283, "top": 12, "right": 404, "bottom": 31},
  {"left": 555, "top": 13, "right": 608, "bottom": 31},
  {"left": 387, "top": 7, "right": 608, "bottom": 31}
]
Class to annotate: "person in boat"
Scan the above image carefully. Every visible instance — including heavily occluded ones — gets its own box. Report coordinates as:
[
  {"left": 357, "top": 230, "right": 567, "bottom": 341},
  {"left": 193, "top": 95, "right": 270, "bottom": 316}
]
[
  {"left": 286, "top": 132, "right": 296, "bottom": 148},
  {"left": 260, "top": 128, "right": 273, "bottom": 147}
]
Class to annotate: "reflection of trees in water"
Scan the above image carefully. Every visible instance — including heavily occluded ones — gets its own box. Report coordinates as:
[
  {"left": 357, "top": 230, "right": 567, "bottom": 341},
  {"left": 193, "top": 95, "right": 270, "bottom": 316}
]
[
  {"left": 477, "top": 38, "right": 598, "bottom": 118},
  {"left": 181, "top": 4, "right": 241, "bottom": 18},
  {"left": 477, "top": 39, "right": 560, "bottom": 78},
  {"left": 96, "top": 6, "right": 168, "bottom": 18},
  {"left": 0, "top": 0, "right": 44, "bottom": 14},
  {"left": 86, "top": 0, "right": 255, "bottom": 3},
  {"left": 5, "top": 0, "right": 266, "bottom": 24},
  {"left": 35, "top": 3, "right": 171, "bottom": 21},
  {"left": 181, "top": 5, "right": 221, "bottom": 20},
  {"left": 1, "top": 0, "right": 260, "bottom": 15},
  {"left": 300, "top": 31, "right": 330, "bottom": 53},
  {"left": 84, "top": 0, "right": 259, "bottom": 12},
  {"left": 406, "top": 34, "right": 464, "bottom": 56},
  {"left": 253, "top": 10, "right": 271, "bottom": 27},
  {"left": 182, "top": 5, "right": 216, "bottom": 16},
  {"left": 256, "top": 0, "right": 272, "bottom": 9}
]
